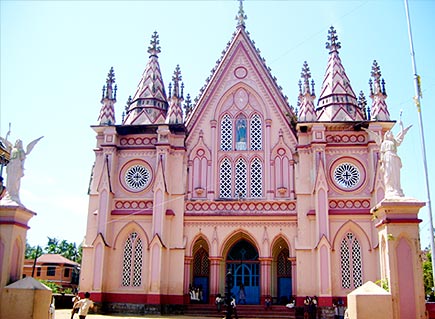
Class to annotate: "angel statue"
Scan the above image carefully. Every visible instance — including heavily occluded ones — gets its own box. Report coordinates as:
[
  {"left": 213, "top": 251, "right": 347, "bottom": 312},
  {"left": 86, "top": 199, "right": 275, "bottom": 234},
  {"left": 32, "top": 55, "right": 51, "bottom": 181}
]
[
  {"left": 363, "top": 120, "right": 412, "bottom": 198},
  {"left": 0, "top": 135, "right": 43, "bottom": 205}
]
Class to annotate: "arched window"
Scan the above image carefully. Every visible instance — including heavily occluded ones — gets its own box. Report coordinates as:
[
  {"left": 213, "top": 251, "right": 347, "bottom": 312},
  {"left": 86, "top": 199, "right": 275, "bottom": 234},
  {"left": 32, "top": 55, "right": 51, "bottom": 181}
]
[
  {"left": 340, "top": 232, "right": 363, "bottom": 289},
  {"left": 250, "top": 158, "right": 263, "bottom": 198},
  {"left": 235, "top": 159, "right": 247, "bottom": 198},
  {"left": 250, "top": 114, "right": 262, "bottom": 150},
  {"left": 235, "top": 115, "right": 247, "bottom": 150},
  {"left": 193, "top": 247, "right": 210, "bottom": 276},
  {"left": 122, "top": 232, "right": 143, "bottom": 287},
  {"left": 220, "top": 114, "right": 233, "bottom": 151},
  {"left": 219, "top": 159, "right": 232, "bottom": 198},
  {"left": 277, "top": 249, "right": 292, "bottom": 277}
]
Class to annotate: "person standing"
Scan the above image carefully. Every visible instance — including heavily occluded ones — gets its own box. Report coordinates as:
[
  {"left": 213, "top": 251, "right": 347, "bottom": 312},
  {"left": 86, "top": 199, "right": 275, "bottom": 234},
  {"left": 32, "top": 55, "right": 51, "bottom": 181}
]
[
  {"left": 71, "top": 293, "right": 80, "bottom": 319},
  {"left": 74, "top": 292, "right": 94, "bottom": 319},
  {"left": 238, "top": 283, "right": 246, "bottom": 304}
]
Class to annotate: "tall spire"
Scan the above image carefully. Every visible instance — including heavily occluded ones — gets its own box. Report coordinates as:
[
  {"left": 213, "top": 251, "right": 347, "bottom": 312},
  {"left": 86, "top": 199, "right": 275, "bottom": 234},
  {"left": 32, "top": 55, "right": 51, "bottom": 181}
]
[
  {"left": 166, "top": 65, "right": 184, "bottom": 124},
  {"left": 98, "top": 67, "right": 117, "bottom": 125},
  {"left": 124, "top": 32, "right": 168, "bottom": 125},
  {"left": 235, "top": 0, "right": 247, "bottom": 28},
  {"left": 316, "top": 26, "right": 364, "bottom": 122},
  {"left": 298, "top": 61, "right": 316, "bottom": 121},
  {"left": 369, "top": 60, "right": 390, "bottom": 121}
]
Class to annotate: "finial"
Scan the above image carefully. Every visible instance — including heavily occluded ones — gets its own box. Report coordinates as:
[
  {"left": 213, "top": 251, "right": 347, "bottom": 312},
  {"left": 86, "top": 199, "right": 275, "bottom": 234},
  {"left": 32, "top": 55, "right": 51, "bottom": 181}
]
[
  {"left": 300, "top": 61, "right": 311, "bottom": 94},
  {"left": 168, "top": 82, "right": 172, "bottom": 99},
  {"left": 125, "top": 96, "right": 132, "bottom": 112},
  {"left": 358, "top": 91, "right": 367, "bottom": 120},
  {"left": 148, "top": 31, "right": 161, "bottom": 57},
  {"left": 235, "top": 0, "right": 247, "bottom": 28},
  {"left": 381, "top": 78, "right": 387, "bottom": 95},
  {"left": 325, "top": 26, "right": 341, "bottom": 53},
  {"left": 311, "top": 79, "right": 315, "bottom": 96},
  {"left": 114, "top": 84, "right": 118, "bottom": 100},
  {"left": 172, "top": 65, "right": 182, "bottom": 98},
  {"left": 370, "top": 60, "right": 381, "bottom": 79},
  {"left": 101, "top": 85, "right": 106, "bottom": 100},
  {"left": 181, "top": 82, "right": 184, "bottom": 99},
  {"left": 298, "top": 80, "right": 302, "bottom": 94},
  {"left": 369, "top": 78, "right": 373, "bottom": 95},
  {"left": 105, "top": 67, "right": 116, "bottom": 99},
  {"left": 184, "top": 93, "right": 192, "bottom": 116}
]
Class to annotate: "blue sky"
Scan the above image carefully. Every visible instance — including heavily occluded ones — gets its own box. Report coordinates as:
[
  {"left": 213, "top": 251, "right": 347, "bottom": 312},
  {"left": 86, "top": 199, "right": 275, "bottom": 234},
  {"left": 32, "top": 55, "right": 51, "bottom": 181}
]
[{"left": 1, "top": 1, "right": 434, "bottom": 250}]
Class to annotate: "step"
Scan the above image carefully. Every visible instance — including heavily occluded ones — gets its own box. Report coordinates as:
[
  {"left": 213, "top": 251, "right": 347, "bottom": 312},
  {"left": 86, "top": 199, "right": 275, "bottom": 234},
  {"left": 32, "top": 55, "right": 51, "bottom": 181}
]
[{"left": 184, "top": 304, "right": 296, "bottom": 319}]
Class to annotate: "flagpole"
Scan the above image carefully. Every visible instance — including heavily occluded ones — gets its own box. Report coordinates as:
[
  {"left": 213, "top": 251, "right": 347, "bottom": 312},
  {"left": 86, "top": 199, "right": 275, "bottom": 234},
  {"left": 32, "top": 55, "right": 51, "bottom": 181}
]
[{"left": 404, "top": 0, "right": 435, "bottom": 287}]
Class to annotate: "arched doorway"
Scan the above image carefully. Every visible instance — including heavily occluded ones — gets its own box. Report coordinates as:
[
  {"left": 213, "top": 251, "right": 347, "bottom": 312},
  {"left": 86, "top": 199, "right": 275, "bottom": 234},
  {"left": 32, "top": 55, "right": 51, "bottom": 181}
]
[
  {"left": 192, "top": 238, "right": 210, "bottom": 303},
  {"left": 226, "top": 239, "right": 260, "bottom": 304},
  {"left": 273, "top": 238, "right": 292, "bottom": 305}
]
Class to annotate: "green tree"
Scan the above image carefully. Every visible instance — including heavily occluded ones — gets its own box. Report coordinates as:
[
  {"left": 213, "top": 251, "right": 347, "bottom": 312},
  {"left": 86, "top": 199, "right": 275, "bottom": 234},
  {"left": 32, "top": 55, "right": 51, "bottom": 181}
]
[
  {"left": 423, "top": 249, "right": 434, "bottom": 296},
  {"left": 26, "top": 238, "right": 82, "bottom": 264}
]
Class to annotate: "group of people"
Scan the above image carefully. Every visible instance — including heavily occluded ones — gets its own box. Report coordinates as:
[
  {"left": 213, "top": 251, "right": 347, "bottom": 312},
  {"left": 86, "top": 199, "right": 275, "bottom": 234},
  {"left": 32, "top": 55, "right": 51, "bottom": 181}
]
[
  {"left": 333, "top": 298, "right": 347, "bottom": 319},
  {"left": 303, "top": 296, "right": 318, "bottom": 319},
  {"left": 71, "top": 292, "right": 94, "bottom": 319},
  {"left": 189, "top": 284, "right": 204, "bottom": 303},
  {"left": 214, "top": 293, "right": 238, "bottom": 318}
]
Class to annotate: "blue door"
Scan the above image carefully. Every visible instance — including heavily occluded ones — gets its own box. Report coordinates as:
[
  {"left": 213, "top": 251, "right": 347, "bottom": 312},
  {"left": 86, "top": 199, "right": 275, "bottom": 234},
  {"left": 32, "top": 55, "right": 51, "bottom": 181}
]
[
  {"left": 227, "top": 239, "right": 260, "bottom": 304},
  {"left": 193, "top": 276, "right": 209, "bottom": 303},
  {"left": 278, "top": 277, "right": 292, "bottom": 304}
]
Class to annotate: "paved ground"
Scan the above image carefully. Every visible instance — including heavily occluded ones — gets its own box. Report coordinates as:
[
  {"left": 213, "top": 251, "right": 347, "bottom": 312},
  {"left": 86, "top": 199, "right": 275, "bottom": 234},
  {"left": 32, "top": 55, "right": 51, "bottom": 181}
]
[{"left": 56, "top": 309, "right": 219, "bottom": 319}]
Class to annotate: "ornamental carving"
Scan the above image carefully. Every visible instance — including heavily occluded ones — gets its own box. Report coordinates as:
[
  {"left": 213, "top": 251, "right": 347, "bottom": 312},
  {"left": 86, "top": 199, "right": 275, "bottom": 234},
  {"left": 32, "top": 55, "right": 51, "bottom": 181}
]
[
  {"left": 114, "top": 200, "right": 153, "bottom": 210},
  {"left": 120, "top": 137, "right": 157, "bottom": 146},
  {"left": 329, "top": 199, "right": 371, "bottom": 209},
  {"left": 185, "top": 200, "right": 296, "bottom": 214},
  {"left": 326, "top": 134, "right": 366, "bottom": 144}
]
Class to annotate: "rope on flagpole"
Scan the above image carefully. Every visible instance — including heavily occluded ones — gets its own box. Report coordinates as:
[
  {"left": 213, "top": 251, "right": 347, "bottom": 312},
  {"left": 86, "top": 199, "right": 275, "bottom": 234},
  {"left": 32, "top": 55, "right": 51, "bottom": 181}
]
[{"left": 404, "top": 0, "right": 435, "bottom": 290}]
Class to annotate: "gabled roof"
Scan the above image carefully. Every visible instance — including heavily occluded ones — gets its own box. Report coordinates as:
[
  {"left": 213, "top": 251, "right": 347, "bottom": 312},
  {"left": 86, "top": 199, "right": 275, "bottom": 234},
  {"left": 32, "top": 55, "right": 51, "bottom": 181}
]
[
  {"left": 33, "top": 254, "right": 79, "bottom": 266},
  {"left": 185, "top": 24, "right": 295, "bottom": 133}
]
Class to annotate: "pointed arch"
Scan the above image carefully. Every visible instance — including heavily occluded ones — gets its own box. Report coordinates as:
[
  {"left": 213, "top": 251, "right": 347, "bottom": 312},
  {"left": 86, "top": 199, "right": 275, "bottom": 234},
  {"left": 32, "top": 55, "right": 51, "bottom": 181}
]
[
  {"left": 219, "top": 157, "right": 232, "bottom": 198},
  {"left": 332, "top": 220, "right": 371, "bottom": 251},
  {"left": 220, "top": 230, "right": 260, "bottom": 257}
]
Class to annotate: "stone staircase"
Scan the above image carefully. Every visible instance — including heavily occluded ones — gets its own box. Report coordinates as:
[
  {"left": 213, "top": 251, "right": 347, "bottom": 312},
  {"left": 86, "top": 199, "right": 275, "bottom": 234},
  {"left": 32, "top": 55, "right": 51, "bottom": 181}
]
[{"left": 184, "top": 304, "right": 297, "bottom": 318}]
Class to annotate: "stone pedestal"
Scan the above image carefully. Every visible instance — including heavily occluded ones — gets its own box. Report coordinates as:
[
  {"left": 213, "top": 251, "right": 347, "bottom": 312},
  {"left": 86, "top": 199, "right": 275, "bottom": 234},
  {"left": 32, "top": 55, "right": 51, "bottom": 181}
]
[
  {"left": 0, "top": 203, "right": 35, "bottom": 289},
  {"left": 372, "top": 198, "right": 426, "bottom": 319},
  {"left": 347, "top": 281, "right": 393, "bottom": 319}
]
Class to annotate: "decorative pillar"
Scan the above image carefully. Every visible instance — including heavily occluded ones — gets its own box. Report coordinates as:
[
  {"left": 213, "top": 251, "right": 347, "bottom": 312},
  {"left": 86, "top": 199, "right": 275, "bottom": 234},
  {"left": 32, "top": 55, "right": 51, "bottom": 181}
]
[
  {"left": 209, "top": 257, "right": 222, "bottom": 299},
  {"left": 184, "top": 256, "right": 193, "bottom": 301},
  {"left": 265, "top": 119, "right": 272, "bottom": 199},
  {"left": 259, "top": 257, "right": 272, "bottom": 301},
  {"left": 209, "top": 120, "right": 217, "bottom": 200},
  {"left": 372, "top": 198, "right": 426, "bottom": 319},
  {"left": 290, "top": 257, "right": 297, "bottom": 297}
]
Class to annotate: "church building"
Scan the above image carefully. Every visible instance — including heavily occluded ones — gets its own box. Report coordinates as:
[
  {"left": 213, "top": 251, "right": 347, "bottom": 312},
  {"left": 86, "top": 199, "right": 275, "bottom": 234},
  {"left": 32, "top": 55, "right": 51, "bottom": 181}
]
[{"left": 80, "top": 2, "right": 394, "bottom": 312}]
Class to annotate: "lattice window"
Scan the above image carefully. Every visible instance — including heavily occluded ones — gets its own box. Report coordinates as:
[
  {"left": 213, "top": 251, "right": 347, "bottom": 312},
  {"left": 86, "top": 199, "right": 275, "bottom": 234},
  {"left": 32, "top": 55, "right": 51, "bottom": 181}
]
[
  {"left": 352, "top": 237, "right": 363, "bottom": 288},
  {"left": 219, "top": 159, "right": 232, "bottom": 198},
  {"left": 122, "top": 232, "right": 143, "bottom": 287},
  {"left": 340, "top": 232, "right": 362, "bottom": 289},
  {"left": 250, "top": 114, "right": 262, "bottom": 150},
  {"left": 277, "top": 249, "right": 291, "bottom": 277},
  {"left": 193, "top": 248, "right": 210, "bottom": 276},
  {"left": 250, "top": 158, "right": 263, "bottom": 198},
  {"left": 220, "top": 114, "right": 233, "bottom": 151},
  {"left": 235, "top": 159, "right": 247, "bottom": 198}
]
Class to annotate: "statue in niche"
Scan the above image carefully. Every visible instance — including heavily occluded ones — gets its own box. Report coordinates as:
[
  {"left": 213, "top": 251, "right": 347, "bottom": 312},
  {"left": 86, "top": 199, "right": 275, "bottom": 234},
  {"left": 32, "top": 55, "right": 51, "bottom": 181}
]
[
  {"left": 0, "top": 134, "right": 43, "bottom": 205},
  {"left": 364, "top": 120, "right": 412, "bottom": 198},
  {"left": 235, "top": 116, "right": 247, "bottom": 151}
]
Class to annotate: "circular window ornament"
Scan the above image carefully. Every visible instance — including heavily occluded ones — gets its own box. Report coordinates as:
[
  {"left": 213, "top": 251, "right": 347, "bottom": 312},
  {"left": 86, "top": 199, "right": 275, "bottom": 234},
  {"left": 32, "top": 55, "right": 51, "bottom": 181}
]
[
  {"left": 333, "top": 162, "right": 361, "bottom": 189},
  {"left": 124, "top": 165, "right": 151, "bottom": 191}
]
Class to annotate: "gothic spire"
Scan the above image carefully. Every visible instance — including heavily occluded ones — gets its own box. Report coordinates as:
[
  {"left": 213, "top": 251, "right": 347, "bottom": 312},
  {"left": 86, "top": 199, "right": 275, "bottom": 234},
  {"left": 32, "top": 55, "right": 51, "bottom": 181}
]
[
  {"left": 124, "top": 32, "right": 168, "bottom": 125},
  {"left": 235, "top": 0, "right": 247, "bottom": 28},
  {"left": 316, "top": 26, "right": 364, "bottom": 122},
  {"left": 369, "top": 60, "right": 390, "bottom": 120},
  {"left": 298, "top": 61, "right": 316, "bottom": 121},
  {"left": 166, "top": 65, "right": 184, "bottom": 124},
  {"left": 98, "top": 67, "right": 116, "bottom": 125}
]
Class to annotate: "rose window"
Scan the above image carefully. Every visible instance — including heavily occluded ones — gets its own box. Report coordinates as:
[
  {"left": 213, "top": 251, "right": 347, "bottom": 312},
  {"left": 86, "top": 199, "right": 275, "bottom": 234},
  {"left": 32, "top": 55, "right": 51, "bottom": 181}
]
[
  {"left": 125, "top": 165, "right": 151, "bottom": 191},
  {"left": 333, "top": 163, "right": 360, "bottom": 189}
]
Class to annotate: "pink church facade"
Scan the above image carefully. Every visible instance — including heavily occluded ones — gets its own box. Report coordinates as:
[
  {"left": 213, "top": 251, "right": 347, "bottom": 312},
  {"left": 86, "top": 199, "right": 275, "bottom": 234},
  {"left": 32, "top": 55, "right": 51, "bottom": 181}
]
[{"left": 80, "top": 6, "right": 394, "bottom": 312}]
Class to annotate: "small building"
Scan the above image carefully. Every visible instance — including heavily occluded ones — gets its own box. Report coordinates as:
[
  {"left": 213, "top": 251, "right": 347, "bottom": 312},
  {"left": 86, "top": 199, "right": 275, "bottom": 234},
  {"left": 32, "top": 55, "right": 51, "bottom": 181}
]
[{"left": 23, "top": 254, "right": 80, "bottom": 291}]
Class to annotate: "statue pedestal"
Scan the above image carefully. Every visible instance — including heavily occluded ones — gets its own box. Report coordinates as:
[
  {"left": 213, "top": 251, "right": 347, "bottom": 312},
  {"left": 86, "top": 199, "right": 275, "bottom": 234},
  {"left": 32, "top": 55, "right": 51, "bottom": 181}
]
[
  {"left": 0, "top": 202, "right": 35, "bottom": 289},
  {"left": 372, "top": 197, "right": 426, "bottom": 319}
]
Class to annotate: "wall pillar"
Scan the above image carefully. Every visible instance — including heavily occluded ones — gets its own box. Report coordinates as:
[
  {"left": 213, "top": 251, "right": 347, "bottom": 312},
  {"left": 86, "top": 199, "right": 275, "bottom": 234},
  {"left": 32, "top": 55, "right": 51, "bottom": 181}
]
[
  {"left": 259, "top": 257, "right": 272, "bottom": 301},
  {"left": 372, "top": 198, "right": 426, "bottom": 319},
  {"left": 209, "top": 257, "right": 223, "bottom": 300},
  {"left": 0, "top": 204, "right": 35, "bottom": 289}
]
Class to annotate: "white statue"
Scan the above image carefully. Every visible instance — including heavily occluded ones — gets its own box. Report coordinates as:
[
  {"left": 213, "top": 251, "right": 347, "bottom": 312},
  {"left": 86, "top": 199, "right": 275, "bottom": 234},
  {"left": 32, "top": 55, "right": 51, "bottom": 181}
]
[
  {"left": 364, "top": 121, "right": 412, "bottom": 198},
  {"left": 0, "top": 136, "right": 43, "bottom": 205}
]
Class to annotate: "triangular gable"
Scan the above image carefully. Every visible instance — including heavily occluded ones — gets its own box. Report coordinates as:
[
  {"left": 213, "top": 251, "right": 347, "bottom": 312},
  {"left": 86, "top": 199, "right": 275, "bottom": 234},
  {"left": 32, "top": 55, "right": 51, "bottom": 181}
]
[{"left": 186, "top": 27, "right": 297, "bottom": 148}]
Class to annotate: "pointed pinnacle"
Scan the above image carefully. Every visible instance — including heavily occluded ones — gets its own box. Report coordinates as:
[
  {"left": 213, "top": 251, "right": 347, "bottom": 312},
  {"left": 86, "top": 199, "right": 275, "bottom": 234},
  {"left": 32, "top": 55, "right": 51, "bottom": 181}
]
[
  {"left": 148, "top": 31, "right": 161, "bottom": 57},
  {"left": 325, "top": 26, "right": 341, "bottom": 53},
  {"left": 235, "top": 0, "right": 247, "bottom": 28}
]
